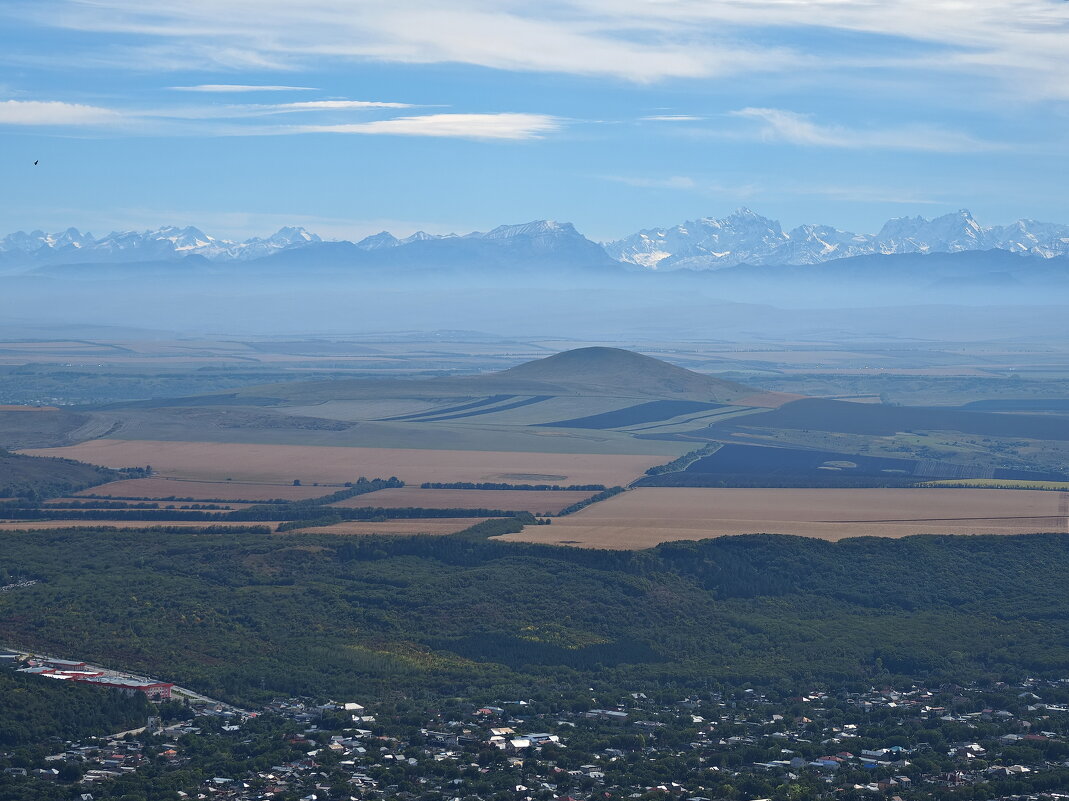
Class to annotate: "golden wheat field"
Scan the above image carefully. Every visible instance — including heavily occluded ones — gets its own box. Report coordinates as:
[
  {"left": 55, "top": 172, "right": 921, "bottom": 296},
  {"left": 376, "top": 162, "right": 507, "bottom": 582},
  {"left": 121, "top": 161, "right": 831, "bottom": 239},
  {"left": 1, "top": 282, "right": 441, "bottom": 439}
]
[
  {"left": 75, "top": 477, "right": 340, "bottom": 501},
  {"left": 332, "top": 487, "right": 595, "bottom": 514},
  {"left": 499, "top": 487, "right": 1069, "bottom": 548},
  {"left": 22, "top": 439, "right": 660, "bottom": 486}
]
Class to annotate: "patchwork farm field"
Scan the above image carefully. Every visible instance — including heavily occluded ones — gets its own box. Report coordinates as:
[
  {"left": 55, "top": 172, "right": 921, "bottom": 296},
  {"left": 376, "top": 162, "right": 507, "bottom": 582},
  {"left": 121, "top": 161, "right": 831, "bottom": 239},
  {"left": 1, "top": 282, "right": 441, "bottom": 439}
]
[
  {"left": 332, "top": 487, "right": 595, "bottom": 514},
  {"left": 74, "top": 477, "right": 341, "bottom": 501},
  {"left": 21, "top": 439, "right": 662, "bottom": 486},
  {"left": 499, "top": 487, "right": 1069, "bottom": 548}
]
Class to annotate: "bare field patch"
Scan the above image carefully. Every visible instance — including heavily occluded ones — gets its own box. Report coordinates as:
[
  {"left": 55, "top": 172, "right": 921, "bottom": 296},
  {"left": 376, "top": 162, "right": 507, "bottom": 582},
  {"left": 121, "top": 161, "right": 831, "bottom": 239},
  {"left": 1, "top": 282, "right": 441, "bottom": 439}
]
[
  {"left": 332, "top": 487, "right": 594, "bottom": 514},
  {"left": 499, "top": 487, "right": 1069, "bottom": 549},
  {"left": 74, "top": 477, "right": 340, "bottom": 501},
  {"left": 286, "top": 518, "right": 488, "bottom": 536},
  {"left": 23, "top": 440, "right": 659, "bottom": 486}
]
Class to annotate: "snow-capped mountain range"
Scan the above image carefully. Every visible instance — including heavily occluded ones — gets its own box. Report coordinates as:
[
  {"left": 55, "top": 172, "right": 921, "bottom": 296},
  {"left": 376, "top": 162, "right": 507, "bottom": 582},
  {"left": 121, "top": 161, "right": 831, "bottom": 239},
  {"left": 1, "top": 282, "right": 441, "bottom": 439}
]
[
  {"left": 3, "top": 210, "right": 1069, "bottom": 272},
  {"left": 0, "top": 225, "right": 321, "bottom": 266},
  {"left": 604, "top": 209, "right": 1069, "bottom": 270}
]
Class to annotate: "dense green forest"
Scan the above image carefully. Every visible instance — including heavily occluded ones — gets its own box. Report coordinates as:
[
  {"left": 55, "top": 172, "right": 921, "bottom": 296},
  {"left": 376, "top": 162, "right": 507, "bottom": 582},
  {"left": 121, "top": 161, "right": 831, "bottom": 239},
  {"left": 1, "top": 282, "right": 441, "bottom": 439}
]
[
  {"left": 1, "top": 528, "right": 1068, "bottom": 706},
  {"left": 0, "top": 668, "right": 150, "bottom": 748}
]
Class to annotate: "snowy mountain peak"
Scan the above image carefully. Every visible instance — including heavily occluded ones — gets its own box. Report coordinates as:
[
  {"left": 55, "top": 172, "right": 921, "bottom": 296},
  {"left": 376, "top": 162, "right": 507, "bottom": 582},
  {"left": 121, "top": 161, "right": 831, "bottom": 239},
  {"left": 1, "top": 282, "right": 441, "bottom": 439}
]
[
  {"left": 401, "top": 231, "right": 442, "bottom": 244},
  {"left": 481, "top": 220, "right": 577, "bottom": 240},
  {"left": 356, "top": 231, "right": 401, "bottom": 250},
  {"left": 608, "top": 209, "right": 1069, "bottom": 270},
  {"left": 263, "top": 226, "right": 320, "bottom": 246}
]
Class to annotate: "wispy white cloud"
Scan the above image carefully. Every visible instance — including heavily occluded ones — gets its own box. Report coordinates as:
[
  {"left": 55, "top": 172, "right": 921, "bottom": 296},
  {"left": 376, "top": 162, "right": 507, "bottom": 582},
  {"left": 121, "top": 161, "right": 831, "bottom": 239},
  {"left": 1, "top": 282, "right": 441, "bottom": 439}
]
[
  {"left": 13, "top": 0, "right": 795, "bottom": 83},
  {"left": 9, "top": 0, "right": 1069, "bottom": 99},
  {"left": 297, "top": 112, "right": 561, "bottom": 140},
  {"left": 0, "top": 97, "right": 549, "bottom": 142},
  {"left": 259, "top": 100, "right": 415, "bottom": 113},
  {"left": 641, "top": 115, "right": 706, "bottom": 122},
  {"left": 0, "top": 99, "right": 121, "bottom": 125},
  {"left": 170, "top": 84, "right": 319, "bottom": 92},
  {"left": 729, "top": 107, "right": 999, "bottom": 152}
]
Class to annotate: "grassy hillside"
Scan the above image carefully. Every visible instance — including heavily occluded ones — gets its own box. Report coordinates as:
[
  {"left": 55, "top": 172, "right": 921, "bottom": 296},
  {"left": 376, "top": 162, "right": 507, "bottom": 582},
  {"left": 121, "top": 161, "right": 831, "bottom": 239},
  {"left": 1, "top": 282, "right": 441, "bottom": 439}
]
[
  {"left": 0, "top": 409, "right": 92, "bottom": 449},
  {"left": 0, "top": 450, "right": 124, "bottom": 500},
  {"left": 1, "top": 528, "right": 1067, "bottom": 705}
]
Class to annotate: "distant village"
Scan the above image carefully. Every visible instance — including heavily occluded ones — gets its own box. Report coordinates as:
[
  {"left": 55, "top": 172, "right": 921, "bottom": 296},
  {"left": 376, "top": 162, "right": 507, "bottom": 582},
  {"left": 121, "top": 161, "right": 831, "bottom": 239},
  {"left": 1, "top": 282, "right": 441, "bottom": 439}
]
[{"left": 3, "top": 649, "right": 1069, "bottom": 801}]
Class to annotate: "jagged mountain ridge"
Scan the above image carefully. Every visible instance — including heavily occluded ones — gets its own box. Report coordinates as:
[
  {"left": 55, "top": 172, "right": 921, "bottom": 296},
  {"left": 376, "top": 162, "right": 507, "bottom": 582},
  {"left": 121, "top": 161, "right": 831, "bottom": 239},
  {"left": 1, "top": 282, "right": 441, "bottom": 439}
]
[
  {"left": 0, "top": 225, "right": 321, "bottom": 266},
  {"left": 605, "top": 208, "right": 1069, "bottom": 270},
  {"left": 4, "top": 210, "right": 1069, "bottom": 274}
]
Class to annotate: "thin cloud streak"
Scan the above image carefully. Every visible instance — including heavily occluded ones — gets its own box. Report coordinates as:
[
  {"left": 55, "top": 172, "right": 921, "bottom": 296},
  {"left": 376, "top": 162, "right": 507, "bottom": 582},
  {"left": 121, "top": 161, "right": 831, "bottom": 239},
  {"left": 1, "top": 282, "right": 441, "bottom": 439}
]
[
  {"left": 0, "top": 98, "right": 547, "bottom": 142},
  {"left": 729, "top": 107, "right": 1001, "bottom": 153},
  {"left": 641, "top": 115, "right": 706, "bottom": 122},
  {"left": 0, "top": 99, "right": 122, "bottom": 125},
  {"left": 296, "top": 113, "right": 562, "bottom": 140},
  {"left": 170, "top": 84, "right": 319, "bottom": 92},
  {"left": 261, "top": 100, "right": 416, "bottom": 112}
]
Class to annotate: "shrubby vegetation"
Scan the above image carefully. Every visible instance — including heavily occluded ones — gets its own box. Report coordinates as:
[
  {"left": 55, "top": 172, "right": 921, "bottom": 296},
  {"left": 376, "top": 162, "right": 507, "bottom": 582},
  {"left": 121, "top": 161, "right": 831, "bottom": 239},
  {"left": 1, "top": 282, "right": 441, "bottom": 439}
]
[
  {"left": 557, "top": 486, "right": 624, "bottom": 515},
  {"left": 643, "top": 444, "right": 719, "bottom": 475}
]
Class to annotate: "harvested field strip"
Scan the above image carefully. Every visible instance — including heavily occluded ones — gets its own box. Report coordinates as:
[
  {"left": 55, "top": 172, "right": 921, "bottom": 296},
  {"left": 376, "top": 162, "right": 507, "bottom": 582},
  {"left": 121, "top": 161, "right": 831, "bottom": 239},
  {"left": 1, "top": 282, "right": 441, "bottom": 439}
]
[
  {"left": 332, "top": 487, "right": 595, "bottom": 515},
  {"left": 623, "top": 406, "right": 752, "bottom": 432},
  {"left": 497, "top": 487, "right": 1068, "bottom": 548},
  {"left": 74, "top": 478, "right": 339, "bottom": 501},
  {"left": 285, "top": 518, "right": 489, "bottom": 536},
  {"left": 381, "top": 395, "right": 514, "bottom": 421},
  {"left": 414, "top": 395, "right": 552, "bottom": 422},
  {"left": 22, "top": 440, "right": 662, "bottom": 486},
  {"left": 540, "top": 400, "right": 725, "bottom": 430}
]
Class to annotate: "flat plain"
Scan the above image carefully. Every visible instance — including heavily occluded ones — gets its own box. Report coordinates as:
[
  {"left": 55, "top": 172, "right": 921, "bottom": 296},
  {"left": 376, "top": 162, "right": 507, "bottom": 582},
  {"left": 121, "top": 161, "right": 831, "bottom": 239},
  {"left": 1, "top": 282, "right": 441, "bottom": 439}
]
[
  {"left": 499, "top": 487, "right": 1069, "bottom": 548},
  {"left": 332, "top": 487, "right": 595, "bottom": 514},
  {"left": 21, "top": 439, "right": 662, "bottom": 486}
]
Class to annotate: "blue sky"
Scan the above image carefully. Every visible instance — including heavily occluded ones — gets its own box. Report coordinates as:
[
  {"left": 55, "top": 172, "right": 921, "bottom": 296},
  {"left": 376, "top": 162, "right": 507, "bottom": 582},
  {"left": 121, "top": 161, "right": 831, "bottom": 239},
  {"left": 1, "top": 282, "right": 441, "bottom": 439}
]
[{"left": 1, "top": 0, "right": 1067, "bottom": 242}]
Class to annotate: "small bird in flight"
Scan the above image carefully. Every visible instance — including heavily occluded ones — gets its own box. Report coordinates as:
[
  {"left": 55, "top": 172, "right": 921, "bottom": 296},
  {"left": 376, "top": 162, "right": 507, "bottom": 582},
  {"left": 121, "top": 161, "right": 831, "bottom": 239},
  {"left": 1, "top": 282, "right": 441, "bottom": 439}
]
[{"left": 33, "top": 160, "right": 38, "bottom": 166}]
